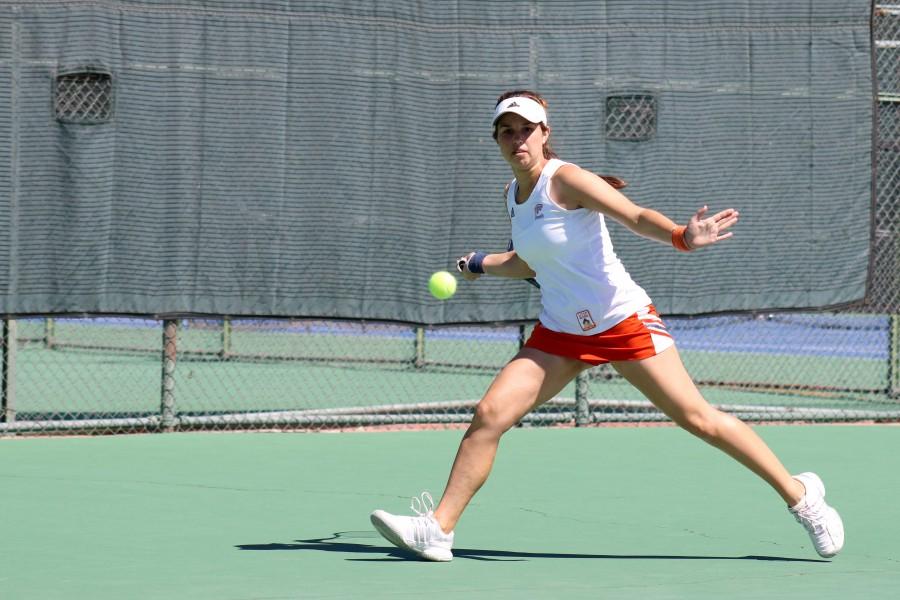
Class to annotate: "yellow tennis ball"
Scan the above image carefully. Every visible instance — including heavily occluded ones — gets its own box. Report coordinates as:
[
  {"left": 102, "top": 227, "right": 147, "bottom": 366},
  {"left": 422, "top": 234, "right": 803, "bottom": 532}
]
[{"left": 428, "top": 271, "right": 457, "bottom": 300}]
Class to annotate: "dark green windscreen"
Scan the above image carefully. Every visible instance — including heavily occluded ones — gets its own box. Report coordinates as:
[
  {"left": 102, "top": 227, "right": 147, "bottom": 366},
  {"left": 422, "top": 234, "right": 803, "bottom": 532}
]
[{"left": 0, "top": 1, "right": 873, "bottom": 322}]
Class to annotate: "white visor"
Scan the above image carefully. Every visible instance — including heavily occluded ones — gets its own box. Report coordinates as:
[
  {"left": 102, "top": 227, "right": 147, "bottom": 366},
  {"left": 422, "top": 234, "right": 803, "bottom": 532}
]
[{"left": 491, "top": 96, "right": 548, "bottom": 129}]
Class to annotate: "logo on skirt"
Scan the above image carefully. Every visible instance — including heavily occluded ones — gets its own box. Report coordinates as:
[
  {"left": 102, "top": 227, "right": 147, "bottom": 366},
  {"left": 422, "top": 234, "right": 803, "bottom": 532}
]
[{"left": 577, "top": 310, "right": 597, "bottom": 331}]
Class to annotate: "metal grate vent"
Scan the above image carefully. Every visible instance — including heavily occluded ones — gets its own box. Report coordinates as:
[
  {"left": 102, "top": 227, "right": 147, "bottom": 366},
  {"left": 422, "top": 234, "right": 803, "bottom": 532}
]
[
  {"left": 605, "top": 94, "right": 656, "bottom": 141},
  {"left": 54, "top": 71, "right": 113, "bottom": 124}
]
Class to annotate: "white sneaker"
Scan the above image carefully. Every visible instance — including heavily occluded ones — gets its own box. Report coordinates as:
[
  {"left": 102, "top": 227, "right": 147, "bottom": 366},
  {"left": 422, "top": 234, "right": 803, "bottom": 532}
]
[
  {"left": 370, "top": 492, "right": 454, "bottom": 562},
  {"left": 789, "top": 472, "right": 844, "bottom": 558}
]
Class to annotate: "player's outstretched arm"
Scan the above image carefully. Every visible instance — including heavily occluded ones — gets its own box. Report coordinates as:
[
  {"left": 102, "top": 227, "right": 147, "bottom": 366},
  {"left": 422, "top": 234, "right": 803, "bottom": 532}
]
[{"left": 553, "top": 164, "right": 738, "bottom": 250}]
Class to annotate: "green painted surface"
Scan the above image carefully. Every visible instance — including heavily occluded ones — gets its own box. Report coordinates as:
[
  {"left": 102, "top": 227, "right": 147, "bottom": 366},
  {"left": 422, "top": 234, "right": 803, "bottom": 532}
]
[{"left": 1, "top": 426, "right": 897, "bottom": 599}]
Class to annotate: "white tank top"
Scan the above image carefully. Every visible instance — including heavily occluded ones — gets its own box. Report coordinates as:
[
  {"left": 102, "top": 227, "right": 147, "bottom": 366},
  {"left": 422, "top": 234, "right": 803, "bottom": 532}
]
[{"left": 508, "top": 159, "right": 653, "bottom": 335}]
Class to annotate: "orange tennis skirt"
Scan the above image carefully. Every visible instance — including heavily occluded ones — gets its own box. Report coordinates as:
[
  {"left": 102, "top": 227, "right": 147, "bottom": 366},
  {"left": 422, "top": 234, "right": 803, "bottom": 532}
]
[{"left": 524, "top": 305, "right": 675, "bottom": 365}]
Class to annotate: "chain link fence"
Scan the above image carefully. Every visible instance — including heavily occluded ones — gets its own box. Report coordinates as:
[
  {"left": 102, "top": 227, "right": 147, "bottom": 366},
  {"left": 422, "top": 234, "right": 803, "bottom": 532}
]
[
  {"left": 2, "top": 6, "right": 899, "bottom": 435},
  {"left": 605, "top": 94, "right": 658, "bottom": 142},
  {"left": 54, "top": 69, "right": 114, "bottom": 124},
  {"left": 875, "top": 5, "right": 900, "bottom": 315}
]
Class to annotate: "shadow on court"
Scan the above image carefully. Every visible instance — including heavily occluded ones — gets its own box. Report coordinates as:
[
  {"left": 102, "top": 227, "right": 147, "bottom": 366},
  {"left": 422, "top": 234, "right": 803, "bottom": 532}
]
[{"left": 236, "top": 532, "right": 829, "bottom": 563}]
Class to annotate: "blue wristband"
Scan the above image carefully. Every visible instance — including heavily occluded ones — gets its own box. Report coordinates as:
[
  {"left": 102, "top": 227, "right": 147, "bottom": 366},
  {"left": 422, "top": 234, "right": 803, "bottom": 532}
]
[{"left": 467, "top": 252, "right": 487, "bottom": 274}]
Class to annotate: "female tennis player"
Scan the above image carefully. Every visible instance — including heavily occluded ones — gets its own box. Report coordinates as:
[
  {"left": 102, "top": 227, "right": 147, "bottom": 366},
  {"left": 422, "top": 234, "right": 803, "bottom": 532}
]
[{"left": 371, "top": 90, "right": 844, "bottom": 562}]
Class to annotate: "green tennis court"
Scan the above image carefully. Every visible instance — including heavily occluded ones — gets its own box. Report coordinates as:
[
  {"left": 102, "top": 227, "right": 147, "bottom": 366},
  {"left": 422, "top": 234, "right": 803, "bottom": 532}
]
[
  {"left": 1, "top": 4, "right": 898, "bottom": 599},
  {"left": 2, "top": 425, "right": 897, "bottom": 599}
]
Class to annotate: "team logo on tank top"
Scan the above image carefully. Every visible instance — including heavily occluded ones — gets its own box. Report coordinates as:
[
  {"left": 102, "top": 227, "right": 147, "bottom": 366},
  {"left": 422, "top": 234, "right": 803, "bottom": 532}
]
[
  {"left": 534, "top": 203, "right": 544, "bottom": 219},
  {"left": 510, "top": 205, "right": 515, "bottom": 218},
  {"left": 577, "top": 309, "right": 597, "bottom": 331}
]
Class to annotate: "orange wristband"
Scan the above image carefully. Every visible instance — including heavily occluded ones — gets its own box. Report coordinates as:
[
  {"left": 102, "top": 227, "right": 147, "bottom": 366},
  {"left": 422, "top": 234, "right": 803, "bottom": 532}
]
[{"left": 671, "top": 226, "right": 691, "bottom": 252}]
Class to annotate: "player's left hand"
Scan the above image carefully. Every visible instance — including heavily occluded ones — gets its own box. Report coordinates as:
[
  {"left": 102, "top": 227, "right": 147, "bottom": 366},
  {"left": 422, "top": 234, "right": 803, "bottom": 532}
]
[{"left": 686, "top": 205, "right": 739, "bottom": 249}]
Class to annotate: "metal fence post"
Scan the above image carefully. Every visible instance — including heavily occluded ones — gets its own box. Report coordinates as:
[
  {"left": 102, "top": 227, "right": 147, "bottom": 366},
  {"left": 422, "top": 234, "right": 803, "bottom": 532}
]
[
  {"left": 891, "top": 313, "right": 900, "bottom": 398},
  {"left": 414, "top": 326, "right": 425, "bottom": 368},
  {"left": 575, "top": 370, "right": 590, "bottom": 426},
  {"left": 44, "top": 317, "right": 56, "bottom": 349},
  {"left": 2, "top": 319, "right": 17, "bottom": 425},
  {"left": 220, "top": 317, "right": 232, "bottom": 359},
  {"left": 160, "top": 319, "right": 178, "bottom": 432}
]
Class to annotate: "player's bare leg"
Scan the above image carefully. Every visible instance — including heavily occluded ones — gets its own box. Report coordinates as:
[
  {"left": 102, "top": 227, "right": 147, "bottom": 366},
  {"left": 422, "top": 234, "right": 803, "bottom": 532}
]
[
  {"left": 371, "top": 348, "right": 585, "bottom": 560},
  {"left": 432, "top": 349, "right": 587, "bottom": 533},
  {"left": 612, "top": 346, "right": 844, "bottom": 557},
  {"left": 612, "top": 346, "right": 803, "bottom": 503}
]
